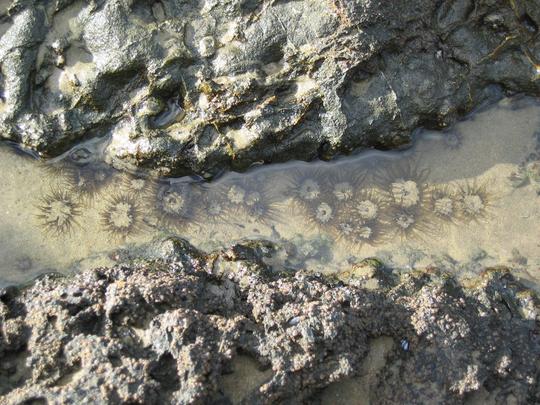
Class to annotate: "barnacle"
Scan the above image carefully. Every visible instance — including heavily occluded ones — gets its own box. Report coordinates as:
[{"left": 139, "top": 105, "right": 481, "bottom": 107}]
[
  {"left": 334, "top": 189, "right": 388, "bottom": 247},
  {"left": 509, "top": 160, "right": 540, "bottom": 192},
  {"left": 508, "top": 164, "right": 529, "bottom": 188},
  {"left": 455, "top": 180, "right": 495, "bottom": 222},
  {"left": 100, "top": 193, "right": 142, "bottom": 239},
  {"left": 36, "top": 188, "right": 82, "bottom": 237},
  {"left": 43, "top": 146, "right": 98, "bottom": 176},
  {"left": 151, "top": 181, "right": 197, "bottom": 231}
]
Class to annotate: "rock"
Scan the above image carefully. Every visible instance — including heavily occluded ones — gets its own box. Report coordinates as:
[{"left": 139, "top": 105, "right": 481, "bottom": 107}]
[
  {"left": 0, "top": 0, "right": 538, "bottom": 177},
  {"left": 0, "top": 237, "right": 538, "bottom": 404}
]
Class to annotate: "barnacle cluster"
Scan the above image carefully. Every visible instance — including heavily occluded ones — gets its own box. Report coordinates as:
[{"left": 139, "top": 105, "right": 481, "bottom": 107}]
[{"left": 36, "top": 188, "right": 82, "bottom": 237}]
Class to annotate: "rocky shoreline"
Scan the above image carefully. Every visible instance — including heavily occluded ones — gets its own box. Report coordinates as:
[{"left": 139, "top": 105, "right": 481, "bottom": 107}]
[
  {"left": 1, "top": 238, "right": 538, "bottom": 404},
  {"left": 0, "top": 0, "right": 539, "bottom": 176},
  {"left": 1, "top": 0, "right": 540, "bottom": 403}
]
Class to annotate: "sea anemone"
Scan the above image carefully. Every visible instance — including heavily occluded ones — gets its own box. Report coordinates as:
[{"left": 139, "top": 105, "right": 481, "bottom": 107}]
[
  {"left": 64, "top": 162, "right": 116, "bottom": 202},
  {"left": 333, "top": 189, "right": 388, "bottom": 247},
  {"left": 286, "top": 167, "right": 364, "bottom": 232},
  {"left": 150, "top": 181, "right": 197, "bottom": 231},
  {"left": 39, "top": 159, "right": 69, "bottom": 176},
  {"left": 455, "top": 180, "right": 495, "bottom": 222},
  {"left": 285, "top": 167, "right": 327, "bottom": 206},
  {"left": 226, "top": 183, "right": 247, "bottom": 206},
  {"left": 375, "top": 160, "right": 431, "bottom": 210},
  {"left": 221, "top": 176, "right": 283, "bottom": 225},
  {"left": 120, "top": 172, "right": 155, "bottom": 198},
  {"left": 375, "top": 161, "right": 436, "bottom": 241},
  {"left": 286, "top": 168, "right": 332, "bottom": 224},
  {"left": 325, "top": 166, "right": 366, "bottom": 203},
  {"left": 100, "top": 193, "right": 142, "bottom": 239},
  {"left": 386, "top": 205, "right": 435, "bottom": 241},
  {"left": 193, "top": 185, "right": 231, "bottom": 224},
  {"left": 443, "top": 132, "right": 463, "bottom": 150},
  {"left": 36, "top": 188, "right": 82, "bottom": 237},
  {"left": 299, "top": 197, "right": 340, "bottom": 231},
  {"left": 428, "top": 185, "right": 459, "bottom": 224}
]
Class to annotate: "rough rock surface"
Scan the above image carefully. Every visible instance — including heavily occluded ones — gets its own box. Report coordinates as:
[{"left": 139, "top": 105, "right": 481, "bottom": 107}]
[
  {"left": 1, "top": 238, "right": 539, "bottom": 404},
  {"left": 0, "top": 0, "right": 539, "bottom": 176}
]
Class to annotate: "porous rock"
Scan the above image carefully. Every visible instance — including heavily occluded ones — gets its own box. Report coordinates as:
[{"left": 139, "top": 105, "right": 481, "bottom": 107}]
[
  {"left": 0, "top": 0, "right": 539, "bottom": 176},
  {"left": 0, "top": 238, "right": 538, "bottom": 404}
]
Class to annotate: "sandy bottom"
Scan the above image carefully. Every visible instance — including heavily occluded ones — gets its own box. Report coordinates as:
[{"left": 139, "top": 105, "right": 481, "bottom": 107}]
[{"left": 0, "top": 96, "right": 539, "bottom": 292}]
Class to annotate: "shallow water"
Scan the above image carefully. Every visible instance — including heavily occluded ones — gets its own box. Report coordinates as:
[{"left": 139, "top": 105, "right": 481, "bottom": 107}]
[{"left": 0, "top": 96, "right": 539, "bottom": 290}]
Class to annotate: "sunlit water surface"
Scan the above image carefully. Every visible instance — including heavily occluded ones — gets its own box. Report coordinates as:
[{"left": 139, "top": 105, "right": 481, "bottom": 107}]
[{"left": 0, "top": 97, "right": 539, "bottom": 290}]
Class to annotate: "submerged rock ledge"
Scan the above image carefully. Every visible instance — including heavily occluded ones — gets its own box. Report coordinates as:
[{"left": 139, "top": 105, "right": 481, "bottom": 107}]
[
  {"left": 0, "top": 238, "right": 538, "bottom": 404},
  {"left": 0, "top": 0, "right": 539, "bottom": 176}
]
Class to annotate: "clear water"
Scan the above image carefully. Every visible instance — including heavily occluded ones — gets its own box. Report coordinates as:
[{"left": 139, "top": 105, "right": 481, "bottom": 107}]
[{"left": 0, "top": 96, "right": 539, "bottom": 289}]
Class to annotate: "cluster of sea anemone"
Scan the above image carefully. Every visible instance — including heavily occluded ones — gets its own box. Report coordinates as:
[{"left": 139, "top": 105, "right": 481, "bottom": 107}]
[
  {"left": 36, "top": 147, "right": 156, "bottom": 238},
  {"left": 286, "top": 161, "right": 496, "bottom": 249},
  {"left": 196, "top": 175, "right": 283, "bottom": 225},
  {"left": 35, "top": 152, "right": 496, "bottom": 246}
]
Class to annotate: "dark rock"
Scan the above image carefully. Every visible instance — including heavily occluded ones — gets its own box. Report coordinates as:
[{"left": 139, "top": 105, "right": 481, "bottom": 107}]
[
  {"left": 0, "top": 0, "right": 538, "bottom": 176},
  {"left": 0, "top": 238, "right": 538, "bottom": 404}
]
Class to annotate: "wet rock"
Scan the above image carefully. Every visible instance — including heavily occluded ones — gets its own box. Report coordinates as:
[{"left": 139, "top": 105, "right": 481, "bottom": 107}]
[
  {"left": 0, "top": 0, "right": 539, "bottom": 176},
  {"left": 0, "top": 238, "right": 538, "bottom": 404}
]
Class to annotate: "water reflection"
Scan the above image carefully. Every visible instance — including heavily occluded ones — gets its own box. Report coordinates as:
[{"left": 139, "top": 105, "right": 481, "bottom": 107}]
[{"left": 0, "top": 96, "right": 539, "bottom": 289}]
